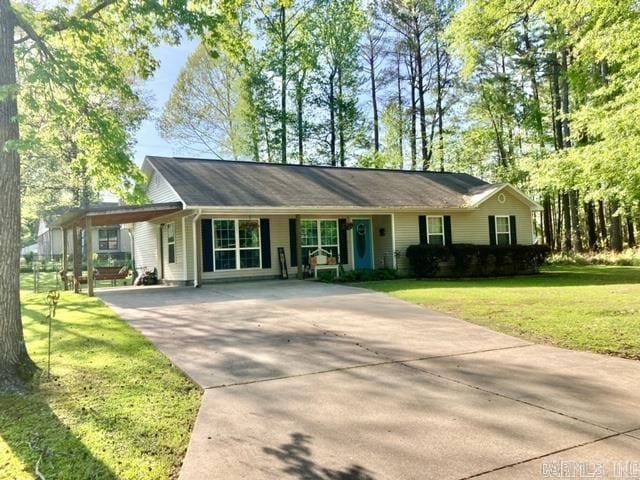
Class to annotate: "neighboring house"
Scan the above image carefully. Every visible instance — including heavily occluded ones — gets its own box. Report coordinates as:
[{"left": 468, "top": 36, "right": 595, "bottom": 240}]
[
  {"left": 124, "top": 156, "right": 541, "bottom": 285},
  {"left": 21, "top": 243, "right": 38, "bottom": 256},
  {"left": 38, "top": 205, "right": 132, "bottom": 259}
]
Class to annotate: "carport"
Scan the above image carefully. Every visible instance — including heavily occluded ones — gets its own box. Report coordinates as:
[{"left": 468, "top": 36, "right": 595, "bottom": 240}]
[{"left": 54, "top": 202, "right": 183, "bottom": 296}]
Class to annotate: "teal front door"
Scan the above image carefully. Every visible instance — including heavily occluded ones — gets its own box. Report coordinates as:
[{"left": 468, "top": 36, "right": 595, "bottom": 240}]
[{"left": 352, "top": 219, "right": 373, "bottom": 269}]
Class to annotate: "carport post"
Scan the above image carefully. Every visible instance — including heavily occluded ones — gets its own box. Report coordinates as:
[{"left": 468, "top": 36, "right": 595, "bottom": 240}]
[
  {"left": 62, "top": 228, "right": 68, "bottom": 290},
  {"left": 295, "top": 215, "right": 303, "bottom": 280},
  {"left": 192, "top": 209, "right": 203, "bottom": 287},
  {"left": 72, "top": 225, "right": 80, "bottom": 293},
  {"left": 86, "top": 216, "right": 94, "bottom": 297},
  {"left": 391, "top": 213, "right": 397, "bottom": 270}
]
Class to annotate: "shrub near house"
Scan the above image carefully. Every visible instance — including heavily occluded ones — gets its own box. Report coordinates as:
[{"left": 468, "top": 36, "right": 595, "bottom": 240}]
[{"left": 406, "top": 244, "right": 551, "bottom": 278}]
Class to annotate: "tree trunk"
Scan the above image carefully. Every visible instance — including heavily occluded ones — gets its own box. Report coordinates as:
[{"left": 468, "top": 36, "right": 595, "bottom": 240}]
[
  {"left": 598, "top": 200, "right": 608, "bottom": 249},
  {"left": 555, "top": 192, "right": 563, "bottom": 251},
  {"left": 435, "top": 34, "right": 445, "bottom": 172},
  {"left": 0, "top": 0, "right": 38, "bottom": 392},
  {"left": 626, "top": 215, "right": 636, "bottom": 248},
  {"left": 395, "top": 45, "right": 404, "bottom": 162},
  {"left": 549, "top": 52, "right": 563, "bottom": 150},
  {"left": 337, "top": 67, "right": 346, "bottom": 167},
  {"left": 561, "top": 192, "right": 572, "bottom": 252},
  {"left": 560, "top": 48, "right": 571, "bottom": 149},
  {"left": 569, "top": 189, "right": 583, "bottom": 252},
  {"left": 280, "top": 6, "right": 287, "bottom": 164},
  {"left": 295, "top": 75, "right": 304, "bottom": 165},
  {"left": 263, "top": 116, "right": 272, "bottom": 163},
  {"left": 369, "top": 54, "right": 379, "bottom": 152},
  {"left": 248, "top": 85, "right": 260, "bottom": 162},
  {"left": 543, "top": 194, "right": 554, "bottom": 247},
  {"left": 585, "top": 201, "right": 598, "bottom": 251},
  {"left": 408, "top": 51, "right": 417, "bottom": 170},
  {"left": 414, "top": 28, "right": 429, "bottom": 170},
  {"left": 329, "top": 70, "right": 336, "bottom": 167},
  {"left": 610, "top": 200, "right": 623, "bottom": 252},
  {"left": 523, "top": 13, "right": 544, "bottom": 148}
]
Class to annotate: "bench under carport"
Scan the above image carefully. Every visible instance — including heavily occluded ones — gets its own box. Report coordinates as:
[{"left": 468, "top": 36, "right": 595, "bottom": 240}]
[{"left": 54, "top": 202, "right": 183, "bottom": 296}]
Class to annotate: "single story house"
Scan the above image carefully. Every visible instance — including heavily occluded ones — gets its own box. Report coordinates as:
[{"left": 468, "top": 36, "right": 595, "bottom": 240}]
[
  {"left": 123, "top": 156, "right": 541, "bottom": 286},
  {"left": 54, "top": 156, "right": 542, "bottom": 293}
]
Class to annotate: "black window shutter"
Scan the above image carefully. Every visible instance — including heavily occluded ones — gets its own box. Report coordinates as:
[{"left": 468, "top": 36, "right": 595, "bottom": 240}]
[
  {"left": 444, "top": 216, "right": 452, "bottom": 246},
  {"left": 418, "top": 215, "right": 427, "bottom": 244},
  {"left": 288, "top": 218, "right": 297, "bottom": 267},
  {"left": 201, "top": 219, "right": 214, "bottom": 272},
  {"left": 260, "top": 219, "right": 271, "bottom": 268},
  {"left": 509, "top": 215, "right": 518, "bottom": 245},
  {"left": 338, "top": 218, "right": 349, "bottom": 264},
  {"left": 488, "top": 216, "right": 497, "bottom": 246}
]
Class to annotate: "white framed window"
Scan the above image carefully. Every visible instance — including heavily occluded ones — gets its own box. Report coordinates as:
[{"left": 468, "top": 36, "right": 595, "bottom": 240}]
[
  {"left": 426, "top": 216, "right": 445, "bottom": 245},
  {"left": 167, "top": 223, "right": 176, "bottom": 264},
  {"left": 495, "top": 216, "right": 511, "bottom": 245},
  {"left": 301, "top": 219, "right": 339, "bottom": 263},
  {"left": 213, "top": 219, "right": 261, "bottom": 271},
  {"left": 98, "top": 228, "right": 119, "bottom": 251}
]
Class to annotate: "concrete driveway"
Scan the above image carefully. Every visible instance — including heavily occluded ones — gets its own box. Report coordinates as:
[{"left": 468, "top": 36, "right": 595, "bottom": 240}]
[{"left": 99, "top": 281, "right": 640, "bottom": 480}]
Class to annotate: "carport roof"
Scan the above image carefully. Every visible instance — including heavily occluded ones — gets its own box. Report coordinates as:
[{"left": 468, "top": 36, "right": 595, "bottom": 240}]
[{"left": 53, "top": 202, "right": 183, "bottom": 228}]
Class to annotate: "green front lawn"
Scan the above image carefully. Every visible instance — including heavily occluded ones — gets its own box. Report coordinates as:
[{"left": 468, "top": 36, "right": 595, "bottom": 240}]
[
  {"left": 362, "top": 265, "right": 640, "bottom": 359},
  {"left": 0, "top": 292, "right": 201, "bottom": 479}
]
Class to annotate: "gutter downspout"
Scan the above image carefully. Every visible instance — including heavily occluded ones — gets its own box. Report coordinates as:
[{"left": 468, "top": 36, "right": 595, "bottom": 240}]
[{"left": 192, "top": 209, "right": 203, "bottom": 288}]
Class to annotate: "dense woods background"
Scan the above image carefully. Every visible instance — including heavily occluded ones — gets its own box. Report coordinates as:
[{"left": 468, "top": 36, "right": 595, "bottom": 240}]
[{"left": 19, "top": 0, "right": 640, "bottom": 254}]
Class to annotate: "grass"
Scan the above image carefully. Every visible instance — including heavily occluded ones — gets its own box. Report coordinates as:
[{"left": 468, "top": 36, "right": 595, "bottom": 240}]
[
  {"left": 0, "top": 286, "right": 201, "bottom": 479},
  {"left": 361, "top": 265, "right": 640, "bottom": 359}
]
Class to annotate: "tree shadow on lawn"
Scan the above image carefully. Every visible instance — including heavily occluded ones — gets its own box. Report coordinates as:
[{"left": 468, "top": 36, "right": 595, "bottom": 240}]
[
  {"left": 366, "top": 266, "right": 640, "bottom": 291},
  {"left": 0, "top": 387, "right": 116, "bottom": 479},
  {"left": 264, "top": 433, "right": 375, "bottom": 480}
]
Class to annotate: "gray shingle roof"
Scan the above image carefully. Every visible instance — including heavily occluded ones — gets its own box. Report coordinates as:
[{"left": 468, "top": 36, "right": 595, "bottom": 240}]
[{"left": 145, "top": 156, "right": 491, "bottom": 209}]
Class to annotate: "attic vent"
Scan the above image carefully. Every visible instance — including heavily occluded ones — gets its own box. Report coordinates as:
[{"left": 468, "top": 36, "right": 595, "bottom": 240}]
[{"left": 497, "top": 193, "right": 506, "bottom": 204}]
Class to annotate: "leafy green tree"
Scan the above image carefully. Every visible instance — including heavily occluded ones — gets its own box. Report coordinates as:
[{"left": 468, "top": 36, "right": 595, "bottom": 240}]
[
  {"left": 254, "top": 0, "right": 311, "bottom": 164},
  {"left": 0, "top": 0, "right": 217, "bottom": 392},
  {"left": 159, "top": 44, "right": 246, "bottom": 160},
  {"left": 381, "top": 0, "right": 432, "bottom": 169},
  {"left": 310, "top": 0, "right": 366, "bottom": 166}
]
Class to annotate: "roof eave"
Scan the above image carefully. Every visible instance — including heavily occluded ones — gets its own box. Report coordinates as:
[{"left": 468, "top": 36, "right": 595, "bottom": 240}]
[
  {"left": 466, "top": 184, "right": 542, "bottom": 211},
  {"left": 182, "top": 205, "right": 472, "bottom": 214}
]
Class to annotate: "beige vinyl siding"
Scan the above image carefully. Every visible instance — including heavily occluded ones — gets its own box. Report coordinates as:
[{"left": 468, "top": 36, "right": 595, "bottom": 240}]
[
  {"left": 147, "top": 170, "right": 181, "bottom": 203},
  {"left": 394, "top": 190, "right": 534, "bottom": 274},
  {"left": 453, "top": 190, "right": 533, "bottom": 245},
  {"left": 372, "top": 215, "right": 394, "bottom": 269},
  {"left": 182, "top": 217, "right": 194, "bottom": 282},
  {"left": 394, "top": 212, "right": 421, "bottom": 273},
  {"left": 161, "top": 216, "right": 187, "bottom": 282},
  {"left": 132, "top": 221, "right": 158, "bottom": 272}
]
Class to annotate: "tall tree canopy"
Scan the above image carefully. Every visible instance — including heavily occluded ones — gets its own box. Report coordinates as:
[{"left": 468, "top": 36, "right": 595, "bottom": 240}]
[
  {"left": 0, "top": 0, "right": 218, "bottom": 392},
  {"left": 158, "top": 0, "right": 639, "bottom": 255},
  {"left": 159, "top": 44, "right": 246, "bottom": 160}
]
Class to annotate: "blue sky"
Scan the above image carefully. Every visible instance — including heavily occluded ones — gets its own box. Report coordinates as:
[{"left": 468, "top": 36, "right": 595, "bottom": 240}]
[{"left": 133, "top": 38, "right": 199, "bottom": 166}]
